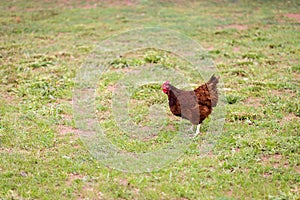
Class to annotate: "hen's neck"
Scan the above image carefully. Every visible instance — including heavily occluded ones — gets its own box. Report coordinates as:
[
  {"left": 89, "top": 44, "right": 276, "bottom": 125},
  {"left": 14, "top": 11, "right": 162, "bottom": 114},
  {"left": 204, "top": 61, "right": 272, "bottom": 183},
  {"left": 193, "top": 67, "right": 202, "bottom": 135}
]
[{"left": 169, "top": 84, "right": 180, "bottom": 92}]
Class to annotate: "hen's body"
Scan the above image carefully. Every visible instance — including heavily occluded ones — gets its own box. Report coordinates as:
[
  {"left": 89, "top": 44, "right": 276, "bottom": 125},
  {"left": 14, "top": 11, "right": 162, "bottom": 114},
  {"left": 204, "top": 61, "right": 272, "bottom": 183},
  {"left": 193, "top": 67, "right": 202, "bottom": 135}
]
[{"left": 162, "top": 75, "right": 219, "bottom": 134}]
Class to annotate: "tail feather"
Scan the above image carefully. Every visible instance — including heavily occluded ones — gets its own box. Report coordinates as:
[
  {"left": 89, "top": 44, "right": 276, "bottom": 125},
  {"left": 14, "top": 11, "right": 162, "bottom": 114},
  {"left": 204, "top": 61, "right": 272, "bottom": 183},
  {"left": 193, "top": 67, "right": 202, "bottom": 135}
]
[{"left": 207, "top": 75, "right": 219, "bottom": 107}]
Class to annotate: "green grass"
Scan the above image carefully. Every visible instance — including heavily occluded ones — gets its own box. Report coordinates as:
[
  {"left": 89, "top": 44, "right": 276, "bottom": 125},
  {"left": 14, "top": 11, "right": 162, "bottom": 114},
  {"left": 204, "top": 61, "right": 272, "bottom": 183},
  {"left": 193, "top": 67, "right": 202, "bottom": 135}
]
[{"left": 1, "top": 0, "right": 300, "bottom": 199}]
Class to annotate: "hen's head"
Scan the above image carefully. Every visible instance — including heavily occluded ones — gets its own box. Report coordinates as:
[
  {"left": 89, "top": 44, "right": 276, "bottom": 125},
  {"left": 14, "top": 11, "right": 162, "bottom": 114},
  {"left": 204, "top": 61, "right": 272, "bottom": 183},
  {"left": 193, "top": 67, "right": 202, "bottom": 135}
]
[{"left": 162, "top": 81, "right": 170, "bottom": 94}]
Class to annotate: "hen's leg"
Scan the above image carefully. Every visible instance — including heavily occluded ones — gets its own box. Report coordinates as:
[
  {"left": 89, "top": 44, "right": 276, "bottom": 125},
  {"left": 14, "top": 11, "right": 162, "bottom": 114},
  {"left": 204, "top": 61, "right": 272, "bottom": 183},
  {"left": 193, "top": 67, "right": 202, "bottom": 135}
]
[
  {"left": 189, "top": 125, "right": 194, "bottom": 133},
  {"left": 194, "top": 124, "right": 200, "bottom": 136}
]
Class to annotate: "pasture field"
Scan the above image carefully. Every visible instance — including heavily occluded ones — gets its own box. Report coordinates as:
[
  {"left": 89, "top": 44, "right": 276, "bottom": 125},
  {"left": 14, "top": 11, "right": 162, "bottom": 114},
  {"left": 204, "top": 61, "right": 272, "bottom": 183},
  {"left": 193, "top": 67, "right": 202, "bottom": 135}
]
[{"left": 0, "top": 1, "right": 299, "bottom": 199}]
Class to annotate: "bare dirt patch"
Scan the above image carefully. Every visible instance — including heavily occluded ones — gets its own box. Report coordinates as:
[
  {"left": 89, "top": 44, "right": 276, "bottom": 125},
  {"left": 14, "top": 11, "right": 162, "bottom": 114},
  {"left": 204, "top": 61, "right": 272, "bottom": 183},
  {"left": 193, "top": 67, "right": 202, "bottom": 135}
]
[
  {"left": 244, "top": 97, "right": 262, "bottom": 107},
  {"left": 280, "top": 113, "right": 300, "bottom": 125},
  {"left": 77, "top": 186, "right": 104, "bottom": 200},
  {"left": 57, "top": 125, "right": 77, "bottom": 135},
  {"left": 233, "top": 47, "right": 240, "bottom": 53},
  {"left": 268, "top": 89, "right": 296, "bottom": 99},
  {"left": 107, "top": 85, "right": 117, "bottom": 92},
  {"left": 205, "top": 45, "right": 215, "bottom": 51},
  {"left": 260, "top": 154, "right": 289, "bottom": 169},
  {"left": 218, "top": 24, "right": 248, "bottom": 31},
  {"left": 263, "top": 172, "right": 272, "bottom": 178},
  {"left": 1, "top": 93, "right": 16, "bottom": 105},
  {"left": 284, "top": 13, "right": 300, "bottom": 22},
  {"left": 226, "top": 189, "right": 233, "bottom": 198},
  {"left": 118, "top": 178, "right": 129, "bottom": 186},
  {"left": 67, "top": 173, "right": 85, "bottom": 186},
  {"left": 15, "top": 0, "right": 138, "bottom": 11},
  {"left": 103, "top": 0, "right": 138, "bottom": 7},
  {"left": 0, "top": 148, "right": 30, "bottom": 155}
]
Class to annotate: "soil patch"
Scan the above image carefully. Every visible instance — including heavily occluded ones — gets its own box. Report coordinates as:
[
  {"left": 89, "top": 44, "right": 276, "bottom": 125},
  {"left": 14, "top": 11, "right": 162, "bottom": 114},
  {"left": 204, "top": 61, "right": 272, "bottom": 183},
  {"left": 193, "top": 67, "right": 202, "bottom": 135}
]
[
  {"left": 218, "top": 24, "right": 248, "bottom": 30},
  {"left": 280, "top": 113, "right": 300, "bottom": 125},
  {"left": 244, "top": 97, "right": 262, "bottom": 107},
  {"left": 284, "top": 13, "right": 300, "bottom": 22},
  {"left": 57, "top": 125, "right": 78, "bottom": 136},
  {"left": 260, "top": 154, "right": 289, "bottom": 169}
]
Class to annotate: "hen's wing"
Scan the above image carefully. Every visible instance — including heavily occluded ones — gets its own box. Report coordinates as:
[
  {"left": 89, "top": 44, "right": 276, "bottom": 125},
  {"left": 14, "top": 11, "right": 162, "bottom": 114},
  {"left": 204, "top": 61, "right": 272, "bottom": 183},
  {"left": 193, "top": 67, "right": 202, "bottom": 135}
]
[
  {"left": 169, "top": 88, "right": 200, "bottom": 125},
  {"left": 194, "top": 75, "right": 219, "bottom": 107}
]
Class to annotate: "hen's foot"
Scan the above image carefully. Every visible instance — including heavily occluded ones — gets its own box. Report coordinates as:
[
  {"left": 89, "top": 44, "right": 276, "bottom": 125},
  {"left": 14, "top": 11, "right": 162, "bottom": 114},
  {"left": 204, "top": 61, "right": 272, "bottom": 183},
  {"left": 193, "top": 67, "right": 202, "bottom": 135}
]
[
  {"left": 194, "top": 124, "right": 200, "bottom": 137},
  {"left": 189, "top": 125, "right": 194, "bottom": 133}
]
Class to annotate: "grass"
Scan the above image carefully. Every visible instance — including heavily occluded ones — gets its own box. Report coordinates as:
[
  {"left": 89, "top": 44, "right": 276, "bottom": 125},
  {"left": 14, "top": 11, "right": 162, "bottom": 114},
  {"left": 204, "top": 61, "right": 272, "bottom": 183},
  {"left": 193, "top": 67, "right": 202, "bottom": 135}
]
[{"left": 0, "top": 0, "right": 300, "bottom": 199}]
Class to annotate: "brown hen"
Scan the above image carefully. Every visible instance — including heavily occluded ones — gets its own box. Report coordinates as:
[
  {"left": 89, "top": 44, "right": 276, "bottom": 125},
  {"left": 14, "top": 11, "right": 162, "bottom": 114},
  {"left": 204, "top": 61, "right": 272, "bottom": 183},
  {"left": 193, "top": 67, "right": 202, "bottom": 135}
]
[{"left": 162, "top": 75, "right": 219, "bottom": 136}]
